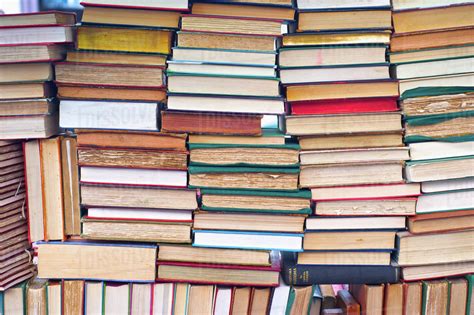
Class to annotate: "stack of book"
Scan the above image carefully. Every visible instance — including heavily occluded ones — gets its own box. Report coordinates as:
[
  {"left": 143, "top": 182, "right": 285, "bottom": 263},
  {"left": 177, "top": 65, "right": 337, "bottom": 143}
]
[
  {"left": 164, "top": 0, "right": 294, "bottom": 133},
  {"left": 0, "top": 12, "right": 75, "bottom": 139},
  {"left": 281, "top": 0, "right": 413, "bottom": 284},
  {"left": 0, "top": 141, "right": 35, "bottom": 291},
  {"left": 391, "top": 0, "right": 474, "bottom": 283}
]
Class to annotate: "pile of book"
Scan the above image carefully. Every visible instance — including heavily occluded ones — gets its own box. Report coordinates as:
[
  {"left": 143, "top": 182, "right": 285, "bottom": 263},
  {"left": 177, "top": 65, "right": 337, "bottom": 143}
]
[
  {"left": 0, "top": 12, "right": 75, "bottom": 139},
  {"left": 282, "top": 0, "right": 415, "bottom": 284},
  {"left": 0, "top": 141, "right": 35, "bottom": 291},
  {"left": 391, "top": 0, "right": 474, "bottom": 284}
]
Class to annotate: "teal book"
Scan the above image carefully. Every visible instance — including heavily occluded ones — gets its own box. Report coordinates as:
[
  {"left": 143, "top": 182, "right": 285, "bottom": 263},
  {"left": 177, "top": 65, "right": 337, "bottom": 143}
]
[
  {"left": 401, "top": 86, "right": 474, "bottom": 100},
  {"left": 467, "top": 274, "right": 474, "bottom": 315}
]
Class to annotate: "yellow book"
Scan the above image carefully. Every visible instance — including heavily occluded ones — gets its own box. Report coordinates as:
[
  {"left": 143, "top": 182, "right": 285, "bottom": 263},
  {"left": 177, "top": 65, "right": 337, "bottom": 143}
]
[
  {"left": 77, "top": 26, "right": 173, "bottom": 54},
  {"left": 283, "top": 31, "right": 391, "bottom": 47}
]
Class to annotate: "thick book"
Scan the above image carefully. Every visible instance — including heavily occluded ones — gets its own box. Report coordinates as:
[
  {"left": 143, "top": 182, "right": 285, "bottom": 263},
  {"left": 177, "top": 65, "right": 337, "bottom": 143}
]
[
  {"left": 311, "top": 183, "right": 420, "bottom": 201},
  {"left": 161, "top": 111, "right": 262, "bottom": 136},
  {"left": 0, "top": 98, "right": 58, "bottom": 116},
  {"left": 0, "top": 26, "right": 74, "bottom": 45},
  {"left": 314, "top": 198, "right": 416, "bottom": 216},
  {"left": 408, "top": 210, "right": 474, "bottom": 234},
  {"left": 0, "top": 44, "right": 67, "bottom": 64},
  {"left": 281, "top": 252, "right": 400, "bottom": 285},
  {"left": 37, "top": 241, "right": 157, "bottom": 282},
  {"left": 402, "top": 261, "right": 474, "bottom": 281},
  {"left": 390, "top": 44, "right": 474, "bottom": 64},
  {"left": 177, "top": 31, "right": 278, "bottom": 51},
  {"left": 290, "top": 97, "right": 398, "bottom": 115},
  {"left": 0, "top": 63, "right": 53, "bottom": 83},
  {"left": 297, "top": 10, "right": 391, "bottom": 32},
  {"left": 0, "top": 11, "right": 76, "bottom": 27},
  {"left": 395, "top": 56, "right": 473, "bottom": 80},
  {"left": 0, "top": 114, "right": 59, "bottom": 140}
]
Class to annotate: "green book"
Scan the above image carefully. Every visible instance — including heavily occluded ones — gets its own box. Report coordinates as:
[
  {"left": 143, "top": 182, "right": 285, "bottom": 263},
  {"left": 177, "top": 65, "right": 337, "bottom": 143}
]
[
  {"left": 467, "top": 274, "right": 474, "bottom": 315},
  {"left": 401, "top": 86, "right": 474, "bottom": 100}
]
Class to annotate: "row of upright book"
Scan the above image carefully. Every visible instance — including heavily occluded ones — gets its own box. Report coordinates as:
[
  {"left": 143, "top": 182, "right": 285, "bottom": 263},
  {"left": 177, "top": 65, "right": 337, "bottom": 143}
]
[{"left": 0, "top": 0, "right": 473, "bottom": 313}]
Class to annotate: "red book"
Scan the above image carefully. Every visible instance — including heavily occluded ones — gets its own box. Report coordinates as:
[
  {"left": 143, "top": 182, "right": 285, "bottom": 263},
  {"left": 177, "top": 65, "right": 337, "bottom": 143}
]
[{"left": 291, "top": 97, "right": 398, "bottom": 115}]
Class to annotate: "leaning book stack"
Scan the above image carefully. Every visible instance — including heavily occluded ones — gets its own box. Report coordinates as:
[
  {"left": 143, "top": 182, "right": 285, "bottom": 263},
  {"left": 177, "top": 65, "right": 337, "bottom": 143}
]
[{"left": 391, "top": 0, "right": 474, "bottom": 282}]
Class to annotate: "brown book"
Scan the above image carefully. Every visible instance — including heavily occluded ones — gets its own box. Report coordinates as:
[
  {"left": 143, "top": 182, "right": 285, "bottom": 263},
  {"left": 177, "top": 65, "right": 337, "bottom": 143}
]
[
  {"left": 403, "top": 282, "right": 422, "bottom": 315},
  {"left": 55, "top": 62, "right": 165, "bottom": 88},
  {"left": 405, "top": 116, "right": 474, "bottom": 139},
  {"left": 287, "top": 286, "right": 314, "bottom": 315},
  {"left": 27, "top": 278, "right": 48, "bottom": 315},
  {"left": 423, "top": 280, "right": 449, "bottom": 314},
  {"left": 298, "top": 10, "right": 391, "bottom": 32},
  {"left": 161, "top": 111, "right": 262, "bottom": 136},
  {"left": 63, "top": 280, "right": 84, "bottom": 315},
  {"left": 67, "top": 50, "right": 167, "bottom": 66},
  {"left": 0, "top": 11, "right": 75, "bottom": 27},
  {"left": 315, "top": 199, "right": 416, "bottom": 216},
  {"left": 384, "top": 283, "right": 403, "bottom": 315},
  {"left": 304, "top": 231, "right": 396, "bottom": 250},
  {"left": 0, "top": 63, "right": 52, "bottom": 84},
  {"left": 250, "top": 287, "right": 271, "bottom": 315},
  {"left": 177, "top": 31, "right": 277, "bottom": 51},
  {"left": 80, "top": 184, "right": 197, "bottom": 210},
  {"left": 78, "top": 147, "right": 188, "bottom": 170},
  {"left": 76, "top": 130, "right": 186, "bottom": 151},
  {"left": 0, "top": 114, "right": 59, "bottom": 140},
  {"left": 57, "top": 84, "right": 167, "bottom": 102},
  {"left": 187, "top": 285, "right": 215, "bottom": 315},
  {"left": 173, "top": 283, "right": 189, "bottom": 315},
  {"left": 407, "top": 210, "right": 474, "bottom": 234},
  {"left": 192, "top": 3, "right": 295, "bottom": 20},
  {"left": 401, "top": 92, "right": 473, "bottom": 116},
  {"left": 320, "top": 284, "right": 337, "bottom": 309},
  {"left": 0, "top": 99, "right": 57, "bottom": 116},
  {"left": 232, "top": 287, "right": 251, "bottom": 315},
  {"left": 350, "top": 284, "right": 384, "bottom": 315},
  {"left": 337, "top": 290, "right": 360, "bottom": 315},
  {"left": 448, "top": 278, "right": 468, "bottom": 314},
  {"left": 0, "top": 82, "right": 55, "bottom": 100},
  {"left": 393, "top": 5, "right": 473, "bottom": 34},
  {"left": 391, "top": 27, "right": 474, "bottom": 52},
  {"left": 299, "top": 133, "right": 404, "bottom": 151},
  {"left": 61, "top": 137, "right": 80, "bottom": 236},
  {"left": 402, "top": 261, "right": 474, "bottom": 282}
]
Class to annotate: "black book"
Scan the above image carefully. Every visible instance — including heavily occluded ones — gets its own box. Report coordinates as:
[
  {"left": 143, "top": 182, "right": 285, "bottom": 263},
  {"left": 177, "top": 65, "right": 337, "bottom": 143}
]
[{"left": 281, "top": 252, "right": 400, "bottom": 285}]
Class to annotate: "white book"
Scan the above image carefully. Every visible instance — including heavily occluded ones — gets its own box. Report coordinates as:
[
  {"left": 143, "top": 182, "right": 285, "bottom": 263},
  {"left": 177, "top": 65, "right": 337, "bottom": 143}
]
[
  {"left": 153, "top": 283, "right": 174, "bottom": 315},
  {"left": 409, "top": 141, "right": 474, "bottom": 161},
  {"left": 280, "top": 65, "right": 390, "bottom": 84},
  {"left": 392, "top": 0, "right": 472, "bottom": 10},
  {"left": 399, "top": 73, "right": 474, "bottom": 95},
  {"left": 60, "top": 100, "right": 158, "bottom": 130},
  {"left": 214, "top": 288, "right": 232, "bottom": 315},
  {"left": 167, "top": 95, "right": 285, "bottom": 115},
  {"left": 81, "top": 0, "right": 189, "bottom": 9},
  {"left": 416, "top": 189, "right": 474, "bottom": 213},
  {"left": 270, "top": 281, "right": 290, "bottom": 315},
  {"left": 172, "top": 47, "right": 276, "bottom": 66},
  {"left": 87, "top": 207, "right": 192, "bottom": 221},
  {"left": 406, "top": 158, "right": 474, "bottom": 182},
  {"left": 131, "top": 284, "right": 152, "bottom": 315},
  {"left": 396, "top": 57, "right": 474, "bottom": 80},
  {"left": 167, "top": 61, "right": 276, "bottom": 77},
  {"left": 0, "top": 26, "right": 73, "bottom": 45},
  {"left": 80, "top": 166, "right": 187, "bottom": 187},
  {"left": 104, "top": 284, "right": 129, "bottom": 315},
  {"left": 47, "top": 284, "right": 62, "bottom": 315},
  {"left": 193, "top": 231, "right": 303, "bottom": 251},
  {"left": 297, "top": 0, "right": 390, "bottom": 10},
  {"left": 306, "top": 216, "right": 407, "bottom": 230},
  {"left": 422, "top": 177, "right": 474, "bottom": 193},
  {"left": 85, "top": 282, "right": 103, "bottom": 315},
  {"left": 24, "top": 140, "right": 44, "bottom": 243}
]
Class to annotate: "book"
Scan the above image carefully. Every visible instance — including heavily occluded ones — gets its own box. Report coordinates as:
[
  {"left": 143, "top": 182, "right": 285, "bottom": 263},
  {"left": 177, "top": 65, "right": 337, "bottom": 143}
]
[
  {"left": 395, "top": 57, "right": 473, "bottom": 80},
  {"left": 384, "top": 283, "right": 403, "bottom": 315},
  {"left": 350, "top": 284, "right": 384, "bottom": 315},
  {"left": 0, "top": 114, "right": 59, "bottom": 140},
  {"left": 60, "top": 137, "right": 80, "bottom": 236},
  {"left": 47, "top": 282, "right": 61, "bottom": 315},
  {"left": 280, "top": 46, "right": 387, "bottom": 68},
  {"left": 59, "top": 100, "right": 158, "bottom": 131},
  {"left": 297, "top": 251, "right": 392, "bottom": 266},
  {"left": 63, "top": 280, "right": 84, "bottom": 315},
  {"left": 407, "top": 210, "right": 474, "bottom": 234},
  {"left": 286, "top": 81, "right": 399, "bottom": 102},
  {"left": 80, "top": 0, "right": 189, "bottom": 10},
  {"left": 304, "top": 231, "right": 396, "bottom": 250},
  {"left": 177, "top": 31, "right": 278, "bottom": 51},
  {"left": 401, "top": 261, "right": 474, "bottom": 281},
  {"left": 194, "top": 212, "right": 305, "bottom": 233},
  {"left": 81, "top": 6, "right": 182, "bottom": 29},
  {"left": 313, "top": 199, "right": 416, "bottom": 216},
  {"left": 167, "top": 61, "right": 277, "bottom": 77},
  {"left": 26, "top": 278, "right": 47, "bottom": 315},
  {"left": 0, "top": 11, "right": 75, "bottom": 27},
  {"left": 311, "top": 183, "right": 420, "bottom": 201},
  {"left": 392, "top": 0, "right": 469, "bottom": 10},
  {"left": 306, "top": 216, "right": 407, "bottom": 231},
  {"left": 189, "top": 143, "right": 299, "bottom": 167},
  {"left": 0, "top": 63, "right": 53, "bottom": 83},
  {"left": 55, "top": 62, "right": 165, "bottom": 88},
  {"left": 448, "top": 278, "right": 468, "bottom": 314},
  {"left": 270, "top": 282, "right": 291, "bottom": 314},
  {"left": 188, "top": 166, "right": 299, "bottom": 190},
  {"left": 282, "top": 253, "right": 400, "bottom": 285},
  {"left": 172, "top": 47, "right": 276, "bottom": 66},
  {"left": 167, "top": 94, "right": 285, "bottom": 114},
  {"left": 396, "top": 230, "right": 474, "bottom": 266},
  {"left": 66, "top": 50, "right": 167, "bottom": 66},
  {"left": 192, "top": 3, "right": 295, "bottom": 20},
  {"left": 104, "top": 283, "right": 130, "bottom": 314},
  {"left": 422, "top": 280, "right": 449, "bottom": 315},
  {"left": 297, "top": 10, "right": 392, "bottom": 32},
  {"left": 406, "top": 157, "right": 473, "bottom": 182},
  {"left": 56, "top": 84, "right": 167, "bottom": 101},
  {"left": 390, "top": 44, "right": 474, "bottom": 64},
  {"left": 299, "top": 133, "right": 404, "bottom": 151},
  {"left": 76, "top": 129, "right": 186, "bottom": 150},
  {"left": 37, "top": 242, "right": 157, "bottom": 281},
  {"left": 285, "top": 112, "right": 402, "bottom": 136},
  {"left": 81, "top": 218, "right": 192, "bottom": 243},
  {"left": 422, "top": 177, "right": 474, "bottom": 193},
  {"left": 85, "top": 281, "right": 103, "bottom": 315},
  {"left": 401, "top": 92, "right": 473, "bottom": 116},
  {"left": 409, "top": 141, "right": 474, "bottom": 161},
  {"left": 404, "top": 282, "right": 422, "bottom": 314},
  {"left": 187, "top": 285, "right": 215, "bottom": 314},
  {"left": 157, "top": 261, "right": 280, "bottom": 286},
  {"left": 131, "top": 283, "right": 152, "bottom": 315},
  {"left": 405, "top": 115, "right": 474, "bottom": 141},
  {"left": 0, "top": 44, "right": 67, "bottom": 64},
  {"left": 157, "top": 245, "right": 271, "bottom": 266},
  {"left": 86, "top": 207, "right": 192, "bottom": 221},
  {"left": 416, "top": 190, "right": 474, "bottom": 213},
  {"left": 399, "top": 74, "right": 474, "bottom": 95},
  {"left": 77, "top": 26, "right": 173, "bottom": 54},
  {"left": 286, "top": 286, "right": 314, "bottom": 315},
  {"left": 188, "top": 129, "right": 285, "bottom": 145},
  {"left": 161, "top": 111, "right": 262, "bottom": 135},
  {"left": 392, "top": 4, "right": 473, "bottom": 34},
  {"left": 296, "top": 0, "right": 390, "bottom": 10},
  {"left": 152, "top": 283, "right": 173, "bottom": 315},
  {"left": 167, "top": 73, "right": 280, "bottom": 97},
  {"left": 283, "top": 31, "right": 391, "bottom": 47},
  {"left": 300, "top": 162, "right": 403, "bottom": 188},
  {"left": 0, "top": 99, "right": 57, "bottom": 117},
  {"left": 193, "top": 230, "right": 303, "bottom": 251},
  {"left": 0, "top": 26, "right": 74, "bottom": 45},
  {"left": 290, "top": 97, "right": 398, "bottom": 116},
  {"left": 280, "top": 65, "right": 390, "bottom": 84},
  {"left": 300, "top": 147, "right": 409, "bottom": 165},
  {"left": 336, "top": 290, "right": 360, "bottom": 315},
  {"left": 80, "top": 184, "right": 197, "bottom": 210}
]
